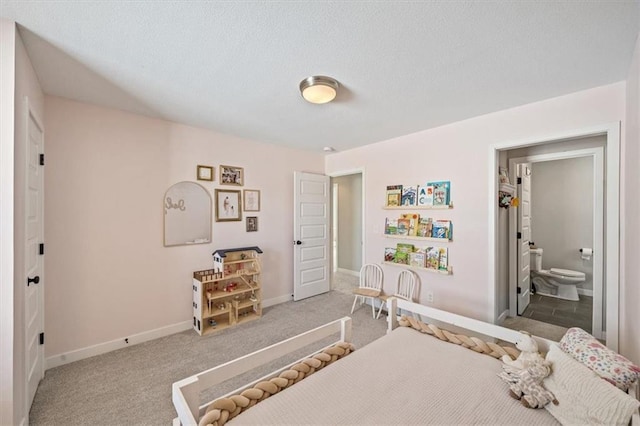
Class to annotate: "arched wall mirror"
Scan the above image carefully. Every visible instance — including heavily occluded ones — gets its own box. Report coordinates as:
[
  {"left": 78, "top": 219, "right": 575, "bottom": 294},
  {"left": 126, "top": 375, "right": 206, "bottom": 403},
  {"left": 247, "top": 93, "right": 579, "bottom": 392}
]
[{"left": 164, "top": 181, "right": 212, "bottom": 247}]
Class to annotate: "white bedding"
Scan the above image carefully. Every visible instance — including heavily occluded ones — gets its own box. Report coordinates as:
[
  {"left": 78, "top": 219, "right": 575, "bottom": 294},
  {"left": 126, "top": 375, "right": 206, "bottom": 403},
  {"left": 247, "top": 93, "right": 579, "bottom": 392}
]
[{"left": 229, "top": 326, "right": 559, "bottom": 425}]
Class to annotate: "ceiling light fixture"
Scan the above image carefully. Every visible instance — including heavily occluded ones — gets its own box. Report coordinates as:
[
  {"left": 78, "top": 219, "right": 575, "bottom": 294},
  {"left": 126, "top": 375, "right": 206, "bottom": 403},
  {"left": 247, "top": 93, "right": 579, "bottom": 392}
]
[{"left": 299, "top": 76, "right": 340, "bottom": 104}]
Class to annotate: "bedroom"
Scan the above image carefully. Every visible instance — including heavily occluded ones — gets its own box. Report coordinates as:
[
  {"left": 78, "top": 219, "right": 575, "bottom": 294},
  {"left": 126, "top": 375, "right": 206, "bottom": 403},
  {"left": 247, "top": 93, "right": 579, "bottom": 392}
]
[{"left": 1, "top": 2, "right": 639, "bottom": 424}]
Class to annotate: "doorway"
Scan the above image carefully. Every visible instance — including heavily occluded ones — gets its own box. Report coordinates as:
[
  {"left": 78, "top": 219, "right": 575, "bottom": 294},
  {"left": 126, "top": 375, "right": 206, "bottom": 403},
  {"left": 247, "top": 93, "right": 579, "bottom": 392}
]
[
  {"left": 489, "top": 124, "right": 620, "bottom": 351},
  {"left": 330, "top": 171, "right": 364, "bottom": 295}
]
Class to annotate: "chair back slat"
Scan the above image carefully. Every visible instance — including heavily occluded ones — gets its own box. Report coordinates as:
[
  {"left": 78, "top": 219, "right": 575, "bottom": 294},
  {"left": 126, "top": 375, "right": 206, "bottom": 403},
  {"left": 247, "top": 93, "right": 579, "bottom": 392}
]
[
  {"left": 395, "top": 270, "right": 417, "bottom": 301},
  {"left": 359, "top": 264, "right": 383, "bottom": 291}
]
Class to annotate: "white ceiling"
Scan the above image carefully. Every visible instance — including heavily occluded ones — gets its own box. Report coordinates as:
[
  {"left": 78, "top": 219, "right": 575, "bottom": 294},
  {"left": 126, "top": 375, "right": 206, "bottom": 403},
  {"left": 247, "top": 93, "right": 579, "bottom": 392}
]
[{"left": 1, "top": 1, "right": 638, "bottom": 152}]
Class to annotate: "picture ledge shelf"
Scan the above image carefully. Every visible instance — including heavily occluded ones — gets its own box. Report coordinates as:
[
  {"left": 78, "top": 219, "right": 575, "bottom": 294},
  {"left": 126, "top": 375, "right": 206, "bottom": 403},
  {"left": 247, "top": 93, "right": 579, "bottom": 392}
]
[
  {"left": 383, "top": 261, "right": 453, "bottom": 275},
  {"left": 384, "top": 235, "right": 452, "bottom": 243},
  {"left": 383, "top": 204, "right": 453, "bottom": 210}
]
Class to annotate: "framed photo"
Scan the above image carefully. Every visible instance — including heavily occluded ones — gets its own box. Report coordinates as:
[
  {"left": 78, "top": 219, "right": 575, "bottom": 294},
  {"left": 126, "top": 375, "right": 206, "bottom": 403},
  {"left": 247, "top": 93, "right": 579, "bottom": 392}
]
[
  {"left": 246, "top": 216, "right": 258, "bottom": 232},
  {"left": 196, "top": 165, "right": 214, "bottom": 181},
  {"left": 243, "top": 189, "right": 260, "bottom": 212},
  {"left": 215, "top": 189, "right": 242, "bottom": 221},
  {"left": 220, "top": 165, "right": 244, "bottom": 186}
]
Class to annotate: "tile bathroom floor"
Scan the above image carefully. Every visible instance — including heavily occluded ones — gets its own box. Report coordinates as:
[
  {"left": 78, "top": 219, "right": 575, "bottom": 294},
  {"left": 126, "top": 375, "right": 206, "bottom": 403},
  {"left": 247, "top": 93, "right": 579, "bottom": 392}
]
[{"left": 521, "top": 293, "right": 593, "bottom": 333}]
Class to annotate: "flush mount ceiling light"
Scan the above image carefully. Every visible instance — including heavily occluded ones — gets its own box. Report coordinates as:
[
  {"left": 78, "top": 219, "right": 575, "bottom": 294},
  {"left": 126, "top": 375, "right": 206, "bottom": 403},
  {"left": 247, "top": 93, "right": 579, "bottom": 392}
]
[{"left": 299, "top": 76, "right": 340, "bottom": 104}]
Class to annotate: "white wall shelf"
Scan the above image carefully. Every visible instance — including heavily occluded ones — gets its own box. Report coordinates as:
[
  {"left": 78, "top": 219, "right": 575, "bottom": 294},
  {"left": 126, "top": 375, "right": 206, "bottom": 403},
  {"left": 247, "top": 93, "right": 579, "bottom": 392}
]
[
  {"left": 383, "top": 261, "right": 453, "bottom": 275},
  {"left": 384, "top": 234, "right": 452, "bottom": 243},
  {"left": 383, "top": 204, "right": 453, "bottom": 210}
]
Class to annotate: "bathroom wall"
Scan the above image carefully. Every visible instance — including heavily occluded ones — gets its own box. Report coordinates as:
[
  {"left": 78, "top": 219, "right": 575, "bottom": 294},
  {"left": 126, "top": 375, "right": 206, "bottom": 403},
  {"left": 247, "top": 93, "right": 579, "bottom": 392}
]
[{"left": 531, "top": 156, "right": 594, "bottom": 293}]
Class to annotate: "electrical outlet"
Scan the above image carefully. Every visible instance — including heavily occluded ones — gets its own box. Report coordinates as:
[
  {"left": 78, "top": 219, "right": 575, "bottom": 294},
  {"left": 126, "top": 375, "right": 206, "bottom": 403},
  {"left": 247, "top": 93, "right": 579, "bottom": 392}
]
[{"left": 426, "top": 291, "right": 434, "bottom": 303}]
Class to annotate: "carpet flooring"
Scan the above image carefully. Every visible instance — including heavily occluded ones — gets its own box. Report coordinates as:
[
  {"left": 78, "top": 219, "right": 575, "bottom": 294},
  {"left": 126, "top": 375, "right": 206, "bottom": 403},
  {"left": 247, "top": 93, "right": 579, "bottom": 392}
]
[{"left": 29, "top": 290, "right": 386, "bottom": 425}]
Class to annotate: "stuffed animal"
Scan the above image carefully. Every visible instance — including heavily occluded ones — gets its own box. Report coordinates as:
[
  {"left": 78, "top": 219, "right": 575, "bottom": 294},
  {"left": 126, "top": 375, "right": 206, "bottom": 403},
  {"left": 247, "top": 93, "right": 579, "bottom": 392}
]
[
  {"left": 501, "top": 331, "right": 545, "bottom": 371},
  {"left": 498, "top": 360, "right": 559, "bottom": 409}
]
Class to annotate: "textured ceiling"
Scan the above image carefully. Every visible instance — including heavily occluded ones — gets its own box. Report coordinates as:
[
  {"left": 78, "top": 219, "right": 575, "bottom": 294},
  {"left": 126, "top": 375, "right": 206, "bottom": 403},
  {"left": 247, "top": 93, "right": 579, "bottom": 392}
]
[{"left": 1, "top": 1, "right": 638, "bottom": 152}]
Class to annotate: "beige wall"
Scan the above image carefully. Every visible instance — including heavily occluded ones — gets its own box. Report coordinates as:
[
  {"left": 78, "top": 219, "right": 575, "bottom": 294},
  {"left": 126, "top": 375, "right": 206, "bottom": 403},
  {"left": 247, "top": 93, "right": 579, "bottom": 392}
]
[
  {"left": 44, "top": 96, "right": 323, "bottom": 359},
  {"left": 332, "top": 173, "right": 362, "bottom": 272},
  {"left": 622, "top": 34, "right": 640, "bottom": 364},
  {"left": 326, "top": 83, "right": 626, "bottom": 332}
]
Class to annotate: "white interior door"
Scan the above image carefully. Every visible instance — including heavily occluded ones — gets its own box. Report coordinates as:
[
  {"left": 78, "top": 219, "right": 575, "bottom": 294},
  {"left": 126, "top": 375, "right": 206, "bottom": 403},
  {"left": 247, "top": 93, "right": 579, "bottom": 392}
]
[
  {"left": 517, "top": 163, "right": 532, "bottom": 315},
  {"left": 293, "top": 172, "right": 330, "bottom": 301},
  {"left": 25, "top": 104, "right": 44, "bottom": 409}
]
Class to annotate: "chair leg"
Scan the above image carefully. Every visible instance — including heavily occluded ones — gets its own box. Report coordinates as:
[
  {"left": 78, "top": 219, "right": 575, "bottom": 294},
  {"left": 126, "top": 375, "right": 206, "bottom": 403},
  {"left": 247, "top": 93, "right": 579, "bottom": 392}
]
[
  {"left": 376, "top": 301, "right": 384, "bottom": 319},
  {"left": 350, "top": 295, "right": 359, "bottom": 314},
  {"left": 370, "top": 298, "right": 376, "bottom": 318}
]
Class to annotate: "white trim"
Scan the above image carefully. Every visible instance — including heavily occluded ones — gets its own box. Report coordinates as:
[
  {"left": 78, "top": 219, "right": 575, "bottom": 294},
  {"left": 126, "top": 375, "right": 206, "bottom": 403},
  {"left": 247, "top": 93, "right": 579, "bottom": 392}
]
[
  {"left": 336, "top": 268, "right": 359, "bottom": 277},
  {"left": 497, "top": 309, "right": 509, "bottom": 324},
  {"left": 45, "top": 320, "right": 192, "bottom": 369},
  {"left": 263, "top": 294, "right": 292, "bottom": 308},
  {"left": 489, "top": 122, "right": 620, "bottom": 351}
]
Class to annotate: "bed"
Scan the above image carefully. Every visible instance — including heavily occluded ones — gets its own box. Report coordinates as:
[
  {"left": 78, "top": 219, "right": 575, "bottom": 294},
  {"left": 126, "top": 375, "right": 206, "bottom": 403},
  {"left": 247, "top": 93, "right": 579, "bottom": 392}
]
[{"left": 173, "top": 297, "right": 640, "bottom": 425}]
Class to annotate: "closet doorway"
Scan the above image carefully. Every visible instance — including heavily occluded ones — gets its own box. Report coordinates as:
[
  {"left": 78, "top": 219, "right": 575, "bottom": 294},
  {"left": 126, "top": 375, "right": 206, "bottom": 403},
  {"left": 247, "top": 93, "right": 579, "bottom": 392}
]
[{"left": 330, "top": 171, "right": 364, "bottom": 295}]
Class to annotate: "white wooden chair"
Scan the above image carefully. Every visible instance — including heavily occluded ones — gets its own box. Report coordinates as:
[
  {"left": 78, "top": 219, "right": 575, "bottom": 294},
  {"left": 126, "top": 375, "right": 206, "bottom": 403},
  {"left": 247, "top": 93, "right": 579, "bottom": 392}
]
[
  {"left": 376, "top": 270, "right": 417, "bottom": 319},
  {"left": 351, "top": 264, "right": 384, "bottom": 318}
]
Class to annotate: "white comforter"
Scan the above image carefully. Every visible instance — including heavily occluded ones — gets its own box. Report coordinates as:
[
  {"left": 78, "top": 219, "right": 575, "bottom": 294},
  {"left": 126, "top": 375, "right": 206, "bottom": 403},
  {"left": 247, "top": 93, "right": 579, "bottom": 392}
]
[{"left": 230, "top": 326, "right": 559, "bottom": 425}]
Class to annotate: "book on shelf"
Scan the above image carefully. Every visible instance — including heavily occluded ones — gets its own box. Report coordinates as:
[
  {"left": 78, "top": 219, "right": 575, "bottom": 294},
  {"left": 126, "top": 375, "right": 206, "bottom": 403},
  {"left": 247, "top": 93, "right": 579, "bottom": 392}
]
[
  {"left": 438, "top": 248, "right": 448, "bottom": 271},
  {"left": 417, "top": 184, "right": 434, "bottom": 206},
  {"left": 396, "top": 243, "right": 415, "bottom": 253},
  {"left": 386, "top": 185, "right": 403, "bottom": 207},
  {"left": 428, "top": 181, "right": 451, "bottom": 206},
  {"left": 395, "top": 243, "right": 415, "bottom": 264},
  {"left": 417, "top": 217, "right": 433, "bottom": 238},
  {"left": 401, "top": 185, "right": 417, "bottom": 206},
  {"left": 409, "top": 251, "right": 426, "bottom": 268},
  {"left": 385, "top": 218, "right": 398, "bottom": 235},
  {"left": 397, "top": 218, "right": 410, "bottom": 236},
  {"left": 400, "top": 213, "right": 420, "bottom": 236},
  {"left": 426, "top": 247, "right": 440, "bottom": 270},
  {"left": 432, "top": 220, "right": 452, "bottom": 239},
  {"left": 384, "top": 247, "right": 397, "bottom": 262}
]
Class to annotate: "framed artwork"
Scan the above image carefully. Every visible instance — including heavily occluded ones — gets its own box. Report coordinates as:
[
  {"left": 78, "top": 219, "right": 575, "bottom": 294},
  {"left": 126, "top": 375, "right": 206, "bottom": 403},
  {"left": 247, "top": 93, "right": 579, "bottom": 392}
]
[
  {"left": 215, "top": 189, "right": 242, "bottom": 221},
  {"left": 246, "top": 216, "right": 258, "bottom": 232},
  {"left": 197, "top": 165, "right": 214, "bottom": 181},
  {"left": 243, "top": 189, "right": 261, "bottom": 212},
  {"left": 220, "top": 165, "right": 244, "bottom": 186}
]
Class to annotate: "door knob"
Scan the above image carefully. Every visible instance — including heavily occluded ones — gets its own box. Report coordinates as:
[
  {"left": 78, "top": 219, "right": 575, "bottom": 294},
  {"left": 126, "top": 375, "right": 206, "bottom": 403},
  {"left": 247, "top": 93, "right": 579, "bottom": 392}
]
[
  {"left": 295, "top": 240, "right": 302, "bottom": 245},
  {"left": 27, "top": 276, "right": 40, "bottom": 286}
]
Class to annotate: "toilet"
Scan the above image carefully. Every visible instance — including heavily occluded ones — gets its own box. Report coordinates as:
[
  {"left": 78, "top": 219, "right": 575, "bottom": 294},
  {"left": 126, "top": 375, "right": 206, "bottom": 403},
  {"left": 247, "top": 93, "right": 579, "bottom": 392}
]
[{"left": 529, "top": 248, "right": 585, "bottom": 301}]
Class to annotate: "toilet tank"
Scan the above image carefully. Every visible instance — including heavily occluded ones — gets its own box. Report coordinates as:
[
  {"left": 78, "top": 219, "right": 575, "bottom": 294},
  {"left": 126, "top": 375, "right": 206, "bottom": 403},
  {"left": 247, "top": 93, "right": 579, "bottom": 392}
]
[{"left": 530, "top": 248, "right": 543, "bottom": 271}]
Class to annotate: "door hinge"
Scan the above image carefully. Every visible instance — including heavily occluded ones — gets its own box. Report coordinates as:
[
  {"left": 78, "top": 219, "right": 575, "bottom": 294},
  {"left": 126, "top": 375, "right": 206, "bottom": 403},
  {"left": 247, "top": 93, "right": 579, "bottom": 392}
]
[
  {"left": 39, "top": 243, "right": 44, "bottom": 255},
  {"left": 39, "top": 154, "right": 45, "bottom": 166},
  {"left": 517, "top": 177, "right": 522, "bottom": 185},
  {"left": 517, "top": 287, "right": 522, "bottom": 294},
  {"left": 517, "top": 232, "right": 522, "bottom": 239},
  {"left": 39, "top": 332, "right": 44, "bottom": 345}
]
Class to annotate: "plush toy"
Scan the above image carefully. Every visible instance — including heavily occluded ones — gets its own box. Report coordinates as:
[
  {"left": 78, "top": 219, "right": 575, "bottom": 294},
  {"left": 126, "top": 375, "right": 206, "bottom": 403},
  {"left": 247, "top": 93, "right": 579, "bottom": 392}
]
[
  {"left": 501, "top": 331, "right": 545, "bottom": 371},
  {"left": 498, "top": 360, "right": 559, "bottom": 409}
]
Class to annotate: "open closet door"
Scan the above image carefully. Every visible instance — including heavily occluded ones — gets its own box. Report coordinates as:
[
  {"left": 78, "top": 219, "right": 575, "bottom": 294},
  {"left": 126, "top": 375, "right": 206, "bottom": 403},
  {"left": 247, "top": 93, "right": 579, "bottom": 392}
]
[
  {"left": 293, "top": 172, "right": 330, "bottom": 301},
  {"left": 517, "top": 163, "right": 532, "bottom": 315}
]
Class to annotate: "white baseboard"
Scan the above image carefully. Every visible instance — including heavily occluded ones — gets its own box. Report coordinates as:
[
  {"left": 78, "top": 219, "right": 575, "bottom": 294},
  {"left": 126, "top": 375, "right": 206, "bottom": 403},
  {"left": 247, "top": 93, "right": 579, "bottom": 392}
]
[
  {"left": 45, "top": 320, "right": 192, "bottom": 370},
  {"left": 577, "top": 288, "right": 594, "bottom": 297},
  {"left": 46, "top": 295, "right": 294, "bottom": 370},
  {"left": 497, "top": 309, "right": 510, "bottom": 324},
  {"left": 336, "top": 268, "right": 359, "bottom": 277}
]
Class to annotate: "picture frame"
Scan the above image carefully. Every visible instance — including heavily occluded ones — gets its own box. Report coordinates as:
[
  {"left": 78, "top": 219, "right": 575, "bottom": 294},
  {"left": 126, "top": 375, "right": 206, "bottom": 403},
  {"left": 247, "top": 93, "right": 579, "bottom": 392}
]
[
  {"left": 220, "top": 165, "right": 244, "bottom": 186},
  {"left": 246, "top": 216, "right": 258, "bottom": 232},
  {"left": 196, "top": 165, "right": 214, "bottom": 181},
  {"left": 243, "top": 189, "right": 261, "bottom": 212},
  {"left": 215, "top": 189, "right": 242, "bottom": 221}
]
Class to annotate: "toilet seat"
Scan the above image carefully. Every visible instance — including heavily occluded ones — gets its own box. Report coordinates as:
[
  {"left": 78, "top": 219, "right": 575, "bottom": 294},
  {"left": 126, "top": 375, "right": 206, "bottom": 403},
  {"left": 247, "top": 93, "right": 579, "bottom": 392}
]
[{"left": 550, "top": 268, "right": 585, "bottom": 279}]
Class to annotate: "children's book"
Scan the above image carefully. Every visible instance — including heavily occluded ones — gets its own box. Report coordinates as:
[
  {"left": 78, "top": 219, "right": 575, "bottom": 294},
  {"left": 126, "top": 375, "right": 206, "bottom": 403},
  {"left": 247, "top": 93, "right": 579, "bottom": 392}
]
[
  {"left": 426, "top": 247, "right": 440, "bottom": 270},
  {"left": 395, "top": 243, "right": 415, "bottom": 265},
  {"left": 432, "top": 220, "right": 452, "bottom": 239},
  {"left": 409, "top": 252, "right": 426, "bottom": 268},
  {"left": 386, "top": 185, "right": 403, "bottom": 207},
  {"left": 417, "top": 217, "right": 433, "bottom": 238},
  {"left": 384, "top": 218, "right": 398, "bottom": 235},
  {"left": 384, "top": 247, "right": 397, "bottom": 262},
  {"left": 400, "top": 213, "right": 420, "bottom": 237},
  {"left": 428, "top": 181, "right": 450, "bottom": 206},
  {"left": 401, "top": 185, "right": 417, "bottom": 206},
  {"left": 438, "top": 248, "right": 448, "bottom": 271},
  {"left": 417, "top": 185, "right": 434, "bottom": 206},
  {"left": 397, "top": 218, "right": 410, "bottom": 236}
]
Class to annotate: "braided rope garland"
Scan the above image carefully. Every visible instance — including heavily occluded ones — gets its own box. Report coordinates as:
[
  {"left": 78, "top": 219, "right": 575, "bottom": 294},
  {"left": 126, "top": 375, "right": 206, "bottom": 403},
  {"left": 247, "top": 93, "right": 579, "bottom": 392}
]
[
  {"left": 199, "top": 341, "right": 355, "bottom": 426},
  {"left": 399, "top": 315, "right": 521, "bottom": 360}
]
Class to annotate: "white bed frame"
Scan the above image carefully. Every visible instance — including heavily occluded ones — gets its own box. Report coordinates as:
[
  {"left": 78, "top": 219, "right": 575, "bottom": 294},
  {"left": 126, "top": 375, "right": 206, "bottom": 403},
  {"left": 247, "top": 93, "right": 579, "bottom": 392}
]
[{"left": 173, "top": 298, "right": 639, "bottom": 426}]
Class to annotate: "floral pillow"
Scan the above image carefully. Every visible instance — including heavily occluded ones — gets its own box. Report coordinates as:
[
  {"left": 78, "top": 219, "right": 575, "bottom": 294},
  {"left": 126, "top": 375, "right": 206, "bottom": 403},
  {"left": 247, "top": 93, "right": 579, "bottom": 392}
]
[{"left": 559, "top": 327, "right": 640, "bottom": 391}]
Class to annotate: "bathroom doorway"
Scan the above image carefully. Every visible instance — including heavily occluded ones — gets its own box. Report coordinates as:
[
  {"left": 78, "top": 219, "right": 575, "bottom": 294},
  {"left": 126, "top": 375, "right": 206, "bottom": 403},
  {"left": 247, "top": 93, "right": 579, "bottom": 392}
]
[{"left": 508, "top": 148, "right": 603, "bottom": 338}]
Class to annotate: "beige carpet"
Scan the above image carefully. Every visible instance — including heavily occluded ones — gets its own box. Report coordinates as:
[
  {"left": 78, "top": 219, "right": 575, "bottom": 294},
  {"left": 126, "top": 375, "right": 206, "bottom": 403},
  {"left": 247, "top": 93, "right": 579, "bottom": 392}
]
[{"left": 501, "top": 315, "right": 568, "bottom": 342}]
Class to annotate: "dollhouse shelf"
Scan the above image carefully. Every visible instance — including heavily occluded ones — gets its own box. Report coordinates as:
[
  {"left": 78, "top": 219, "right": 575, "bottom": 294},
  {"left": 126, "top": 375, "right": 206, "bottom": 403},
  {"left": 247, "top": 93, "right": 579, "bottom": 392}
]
[
  {"left": 383, "top": 204, "right": 453, "bottom": 210},
  {"left": 383, "top": 261, "right": 453, "bottom": 275},
  {"left": 384, "top": 235, "right": 452, "bottom": 242},
  {"left": 192, "top": 247, "right": 262, "bottom": 336}
]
